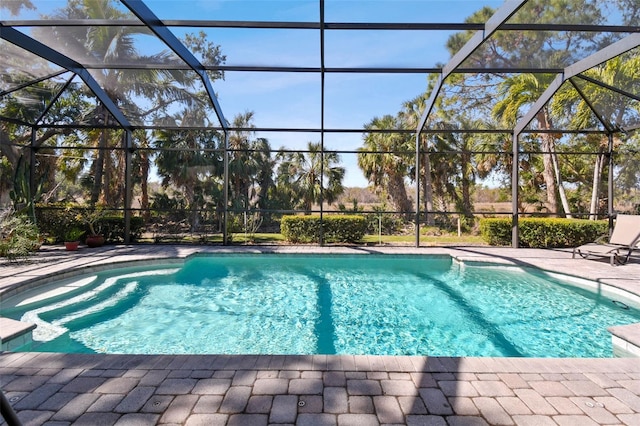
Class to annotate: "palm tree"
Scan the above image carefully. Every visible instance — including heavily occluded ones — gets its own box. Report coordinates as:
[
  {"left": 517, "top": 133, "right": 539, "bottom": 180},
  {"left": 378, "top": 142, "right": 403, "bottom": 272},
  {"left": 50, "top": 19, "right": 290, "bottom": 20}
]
[
  {"left": 552, "top": 52, "right": 640, "bottom": 219},
  {"left": 427, "top": 120, "right": 477, "bottom": 219},
  {"left": 493, "top": 74, "right": 572, "bottom": 217},
  {"left": 153, "top": 108, "right": 223, "bottom": 230},
  {"left": 251, "top": 137, "right": 276, "bottom": 212},
  {"left": 357, "top": 115, "right": 413, "bottom": 214},
  {"left": 228, "top": 112, "right": 258, "bottom": 211},
  {"left": 132, "top": 130, "right": 152, "bottom": 221},
  {"left": 277, "top": 142, "right": 345, "bottom": 213},
  {"left": 400, "top": 95, "right": 435, "bottom": 224},
  {"left": 34, "top": 0, "right": 225, "bottom": 207}
]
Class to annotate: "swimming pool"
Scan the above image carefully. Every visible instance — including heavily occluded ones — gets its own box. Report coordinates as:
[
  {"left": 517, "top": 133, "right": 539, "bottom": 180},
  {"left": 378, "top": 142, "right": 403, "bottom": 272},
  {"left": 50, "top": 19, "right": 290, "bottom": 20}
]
[{"left": 2, "top": 254, "right": 639, "bottom": 357}]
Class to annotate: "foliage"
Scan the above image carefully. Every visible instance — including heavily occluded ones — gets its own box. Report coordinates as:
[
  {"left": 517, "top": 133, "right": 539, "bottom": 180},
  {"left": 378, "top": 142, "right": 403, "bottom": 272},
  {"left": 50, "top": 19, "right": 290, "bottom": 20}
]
[
  {"left": 9, "top": 155, "right": 46, "bottom": 223},
  {"left": 358, "top": 115, "right": 413, "bottom": 214},
  {"left": 479, "top": 217, "right": 608, "bottom": 248},
  {"left": 73, "top": 206, "right": 108, "bottom": 235},
  {"left": 35, "top": 204, "right": 79, "bottom": 242},
  {"left": 2, "top": 0, "right": 638, "bottom": 245},
  {"left": 35, "top": 205, "right": 144, "bottom": 243},
  {"left": 64, "top": 227, "right": 84, "bottom": 242},
  {"left": 367, "top": 205, "right": 405, "bottom": 235},
  {"left": 100, "top": 216, "right": 144, "bottom": 243},
  {"left": 277, "top": 142, "right": 345, "bottom": 212},
  {"left": 0, "top": 210, "right": 41, "bottom": 260},
  {"left": 281, "top": 215, "right": 367, "bottom": 244},
  {"left": 228, "top": 212, "right": 264, "bottom": 243}
]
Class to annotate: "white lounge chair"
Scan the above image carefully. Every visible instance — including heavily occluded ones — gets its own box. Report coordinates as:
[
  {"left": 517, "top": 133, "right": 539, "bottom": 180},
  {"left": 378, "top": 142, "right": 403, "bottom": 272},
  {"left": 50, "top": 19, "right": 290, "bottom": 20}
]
[{"left": 573, "top": 214, "right": 640, "bottom": 265}]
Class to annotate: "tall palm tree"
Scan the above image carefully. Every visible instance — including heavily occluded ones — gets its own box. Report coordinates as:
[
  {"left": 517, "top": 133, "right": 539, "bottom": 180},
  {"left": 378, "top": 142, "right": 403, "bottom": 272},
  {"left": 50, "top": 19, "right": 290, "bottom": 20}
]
[
  {"left": 493, "top": 74, "right": 572, "bottom": 217},
  {"left": 251, "top": 137, "right": 276, "bottom": 212},
  {"left": 34, "top": 0, "right": 224, "bottom": 206},
  {"left": 228, "top": 112, "right": 257, "bottom": 210},
  {"left": 358, "top": 115, "right": 413, "bottom": 214},
  {"left": 427, "top": 120, "right": 476, "bottom": 218},
  {"left": 553, "top": 52, "right": 640, "bottom": 219},
  {"left": 277, "top": 142, "right": 345, "bottom": 213},
  {"left": 400, "top": 95, "right": 435, "bottom": 224},
  {"left": 153, "top": 108, "right": 223, "bottom": 230},
  {"left": 132, "top": 129, "right": 152, "bottom": 221}
]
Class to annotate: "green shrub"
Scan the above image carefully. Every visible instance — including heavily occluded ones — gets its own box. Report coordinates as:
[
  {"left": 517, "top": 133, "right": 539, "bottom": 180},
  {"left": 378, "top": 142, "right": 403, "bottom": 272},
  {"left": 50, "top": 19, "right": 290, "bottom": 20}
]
[
  {"left": 0, "top": 211, "right": 41, "bottom": 260},
  {"left": 323, "top": 215, "right": 368, "bottom": 243},
  {"left": 479, "top": 217, "right": 608, "bottom": 248},
  {"left": 35, "top": 204, "right": 78, "bottom": 243},
  {"left": 281, "top": 215, "right": 367, "bottom": 243},
  {"left": 100, "top": 216, "right": 145, "bottom": 243},
  {"left": 479, "top": 218, "right": 513, "bottom": 246},
  {"left": 35, "top": 205, "right": 144, "bottom": 243},
  {"left": 64, "top": 227, "right": 85, "bottom": 242},
  {"left": 281, "top": 216, "right": 321, "bottom": 243}
]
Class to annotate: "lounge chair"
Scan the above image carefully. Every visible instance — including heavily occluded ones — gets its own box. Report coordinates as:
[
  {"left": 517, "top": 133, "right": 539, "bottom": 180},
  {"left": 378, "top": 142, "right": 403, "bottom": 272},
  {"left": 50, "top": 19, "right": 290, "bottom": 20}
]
[{"left": 573, "top": 214, "right": 640, "bottom": 265}]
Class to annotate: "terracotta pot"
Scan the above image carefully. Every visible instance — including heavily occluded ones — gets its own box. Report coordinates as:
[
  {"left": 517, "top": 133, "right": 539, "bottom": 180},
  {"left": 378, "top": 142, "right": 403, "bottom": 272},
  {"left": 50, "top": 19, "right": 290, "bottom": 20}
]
[
  {"left": 85, "top": 235, "right": 105, "bottom": 248},
  {"left": 64, "top": 241, "right": 80, "bottom": 251}
]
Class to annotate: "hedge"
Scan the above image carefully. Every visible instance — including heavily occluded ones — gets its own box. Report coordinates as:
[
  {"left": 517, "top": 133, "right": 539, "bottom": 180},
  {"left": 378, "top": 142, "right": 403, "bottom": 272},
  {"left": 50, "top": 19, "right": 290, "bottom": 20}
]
[
  {"left": 281, "top": 215, "right": 367, "bottom": 243},
  {"left": 35, "top": 205, "right": 144, "bottom": 243},
  {"left": 479, "top": 217, "right": 608, "bottom": 248}
]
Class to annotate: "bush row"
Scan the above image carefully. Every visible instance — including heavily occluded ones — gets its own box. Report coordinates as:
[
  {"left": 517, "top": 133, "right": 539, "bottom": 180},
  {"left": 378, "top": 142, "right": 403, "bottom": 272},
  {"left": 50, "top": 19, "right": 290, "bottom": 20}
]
[
  {"left": 479, "top": 217, "right": 608, "bottom": 248},
  {"left": 35, "top": 205, "right": 144, "bottom": 243},
  {"left": 281, "top": 215, "right": 367, "bottom": 243}
]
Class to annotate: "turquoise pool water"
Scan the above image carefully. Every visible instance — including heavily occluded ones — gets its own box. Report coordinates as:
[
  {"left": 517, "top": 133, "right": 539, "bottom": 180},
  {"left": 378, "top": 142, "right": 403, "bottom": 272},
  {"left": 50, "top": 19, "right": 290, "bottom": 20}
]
[{"left": 3, "top": 255, "right": 639, "bottom": 357}]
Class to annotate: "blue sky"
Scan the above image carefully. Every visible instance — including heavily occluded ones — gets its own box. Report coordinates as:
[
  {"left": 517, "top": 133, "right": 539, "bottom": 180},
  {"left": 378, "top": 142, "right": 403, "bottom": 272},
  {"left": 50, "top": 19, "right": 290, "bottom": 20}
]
[{"left": 158, "top": 0, "right": 504, "bottom": 186}]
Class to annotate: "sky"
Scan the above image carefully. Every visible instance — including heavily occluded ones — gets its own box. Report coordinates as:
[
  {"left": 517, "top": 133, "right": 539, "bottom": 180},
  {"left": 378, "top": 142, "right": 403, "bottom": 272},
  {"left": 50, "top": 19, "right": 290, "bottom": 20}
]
[
  {"left": 158, "top": 0, "right": 504, "bottom": 186},
  {"left": 5, "top": 0, "right": 506, "bottom": 187}
]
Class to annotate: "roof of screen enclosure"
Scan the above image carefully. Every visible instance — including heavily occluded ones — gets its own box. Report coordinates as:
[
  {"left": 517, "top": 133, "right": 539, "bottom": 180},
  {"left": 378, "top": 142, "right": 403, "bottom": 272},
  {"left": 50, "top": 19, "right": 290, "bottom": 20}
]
[{"left": 1, "top": 0, "right": 639, "bottom": 139}]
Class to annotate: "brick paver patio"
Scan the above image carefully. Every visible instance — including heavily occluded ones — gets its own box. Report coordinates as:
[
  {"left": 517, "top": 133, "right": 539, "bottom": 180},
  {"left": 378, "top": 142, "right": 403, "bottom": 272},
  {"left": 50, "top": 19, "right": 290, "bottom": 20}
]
[{"left": 1, "top": 245, "right": 639, "bottom": 425}]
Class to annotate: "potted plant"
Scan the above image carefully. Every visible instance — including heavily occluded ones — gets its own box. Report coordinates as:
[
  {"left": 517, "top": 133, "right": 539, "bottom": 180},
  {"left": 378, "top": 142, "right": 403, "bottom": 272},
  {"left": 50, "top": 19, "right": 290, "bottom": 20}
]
[
  {"left": 63, "top": 227, "right": 84, "bottom": 251},
  {"left": 77, "top": 206, "right": 107, "bottom": 248}
]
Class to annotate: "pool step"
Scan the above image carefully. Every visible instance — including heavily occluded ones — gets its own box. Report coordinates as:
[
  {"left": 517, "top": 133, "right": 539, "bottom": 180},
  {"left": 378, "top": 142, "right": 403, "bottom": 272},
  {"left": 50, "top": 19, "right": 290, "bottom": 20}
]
[
  {"left": 21, "top": 269, "right": 178, "bottom": 342},
  {"left": 0, "top": 317, "right": 36, "bottom": 351}
]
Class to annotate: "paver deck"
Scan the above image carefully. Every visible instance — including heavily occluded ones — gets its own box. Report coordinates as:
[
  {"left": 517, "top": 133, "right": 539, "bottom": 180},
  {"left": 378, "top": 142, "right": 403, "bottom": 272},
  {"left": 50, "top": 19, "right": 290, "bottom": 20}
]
[{"left": 1, "top": 244, "right": 639, "bottom": 425}]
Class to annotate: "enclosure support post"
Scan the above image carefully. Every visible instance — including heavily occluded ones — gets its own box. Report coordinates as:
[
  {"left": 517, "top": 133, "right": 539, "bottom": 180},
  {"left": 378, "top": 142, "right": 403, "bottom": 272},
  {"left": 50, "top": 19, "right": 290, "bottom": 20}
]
[
  {"left": 318, "top": 0, "right": 325, "bottom": 247},
  {"left": 124, "top": 130, "right": 132, "bottom": 244},
  {"left": 223, "top": 132, "right": 230, "bottom": 245},
  {"left": 511, "top": 132, "right": 519, "bottom": 248},
  {"left": 29, "top": 127, "right": 36, "bottom": 221},
  {"left": 0, "top": 390, "right": 21, "bottom": 426},
  {"left": 608, "top": 132, "right": 615, "bottom": 231},
  {"left": 415, "top": 132, "right": 421, "bottom": 247}
]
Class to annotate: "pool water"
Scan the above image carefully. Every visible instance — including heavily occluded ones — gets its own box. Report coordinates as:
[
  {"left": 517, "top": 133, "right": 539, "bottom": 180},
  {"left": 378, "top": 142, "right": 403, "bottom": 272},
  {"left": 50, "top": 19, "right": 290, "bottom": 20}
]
[{"left": 3, "top": 255, "right": 639, "bottom": 357}]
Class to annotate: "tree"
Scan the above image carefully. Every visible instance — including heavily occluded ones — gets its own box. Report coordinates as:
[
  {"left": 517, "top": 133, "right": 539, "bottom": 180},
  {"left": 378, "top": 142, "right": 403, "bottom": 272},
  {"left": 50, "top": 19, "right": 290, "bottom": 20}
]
[
  {"left": 400, "top": 95, "right": 434, "bottom": 224},
  {"left": 277, "top": 142, "right": 345, "bottom": 213},
  {"left": 358, "top": 115, "right": 413, "bottom": 214},
  {"left": 444, "top": 0, "right": 608, "bottom": 217},
  {"left": 228, "top": 112, "right": 258, "bottom": 211},
  {"left": 153, "top": 109, "right": 224, "bottom": 230},
  {"left": 226, "top": 112, "right": 278, "bottom": 226},
  {"left": 31, "top": 0, "right": 226, "bottom": 206},
  {"left": 552, "top": 51, "right": 640, "bottom": 219},
  {"left": 251, "top": 137, "right": 277, "bottom": 213},
  {"left": 428, "top": 121, "right": 477, "bottom": 219},
  {"left": 493, "top": 74, "right": 573, "bottom": 217}
]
